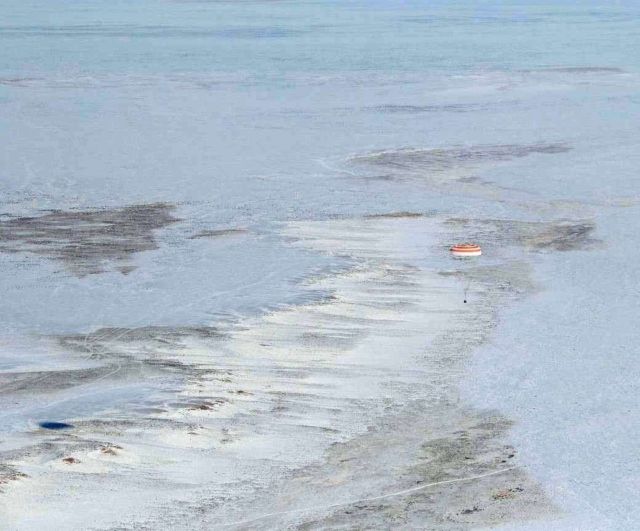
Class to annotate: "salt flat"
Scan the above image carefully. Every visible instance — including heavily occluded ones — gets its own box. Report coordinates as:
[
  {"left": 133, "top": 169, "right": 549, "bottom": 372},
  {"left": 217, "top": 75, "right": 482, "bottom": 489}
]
[{"left": 2, "top": 1, "right": 640, "bottom": 529}]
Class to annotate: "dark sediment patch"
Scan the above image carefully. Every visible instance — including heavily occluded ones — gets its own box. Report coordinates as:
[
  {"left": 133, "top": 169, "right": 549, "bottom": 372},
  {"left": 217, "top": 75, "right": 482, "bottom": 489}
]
[
  {"left": 365, "top": 211, "right": 426, "bottom": 219},
  {"left": 213, "top": 27, "right": 306, "bottom": 39},
  {"left": 364, "top": 103, "right": 487, "bottom": 114},
  {"left": 444, "top": 218, "right": 600, "bottom": 252},
  {"left": 0, "top": 365, "right": 121, "bottom": 394},
  {"left": 55, "top": 325, "right": 227, "bottom": 380},
  {"left": 0, "top": 25, "right": 306, "bottom": 39},
  {"left": 0, "top": 464, "right": 28, "bottom": 489},
  {"left": 0, "top": 325, "right": 230, "bottom": 408},
  {"left": 536, "top": 66, "right": 624, "bottom": 74},
  {"left": 118, "top": 265, "right": 137, "bottom": 275},
  {"left": 349, "top": 143, "right": 571, "bottom": 180},
  {"left": 0, "top": 77, "right": 42, "bottom": 87},
  {"left": 292, "top": 407, "right": 554, "bottom": 530},
  {"left": 299, "top": 329, "right": 362, "bottom": 350},
  {"left": 186, "top": 398, "right": 229, "bottom": 411},
  {"left": 1, "top": 441, "right": 72, "bottom": 463},
  {"left": 0, "top": 202, "right": 179, "bottom": 276},
  {"left": 188, "top": 228, "right": 248, "bottom": 239},
  {"left": 523, "top": 221, "right": 600, "bottom": 251},
  {"left": 71, "top": 417, "right": 192, "bottom": 433},
  {"left": 405, "top": 15, "right": 544, "bottom": 25},
  {"left": 1, "top": 436, "right": 129, "bottom": 474},
  {"left": 59, "top": 325, "right": 225, "bottom": 354},
  {"left": 100, "top": 444, "right": 122, "bottom": 456}
]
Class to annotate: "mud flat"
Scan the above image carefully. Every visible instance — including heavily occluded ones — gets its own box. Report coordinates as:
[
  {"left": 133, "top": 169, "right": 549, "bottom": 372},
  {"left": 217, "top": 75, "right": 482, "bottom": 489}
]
[
  {"left": 348, "top": 143, "right": 570, "bottom": 185},
  {"left": 0, "top": 208, "right": 598, "bottom": 530},
  {"left": 0, "top": 203, "right": 178, "bottom": 276}
]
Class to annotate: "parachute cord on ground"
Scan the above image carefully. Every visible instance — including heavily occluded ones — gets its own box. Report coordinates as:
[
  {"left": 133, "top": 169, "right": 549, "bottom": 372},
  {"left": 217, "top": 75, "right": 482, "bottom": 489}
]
[
  {"left": 221, "top": 466, "right": 518, "bottom": 528},
  {"left": 464, "top": 277, "right": 471, "bottom": 303}
]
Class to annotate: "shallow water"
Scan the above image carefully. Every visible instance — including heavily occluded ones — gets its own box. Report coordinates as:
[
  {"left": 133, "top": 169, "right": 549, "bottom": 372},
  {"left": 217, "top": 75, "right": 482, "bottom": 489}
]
[{"left": 1, "top": 1, "right": 640, "bottom": 529}]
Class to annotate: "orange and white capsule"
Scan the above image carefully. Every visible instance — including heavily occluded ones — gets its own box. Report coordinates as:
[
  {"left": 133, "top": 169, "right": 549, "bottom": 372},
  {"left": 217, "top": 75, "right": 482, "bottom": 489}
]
[{"left": 450, "top": 243, "right": 482, "bottom": 257}]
